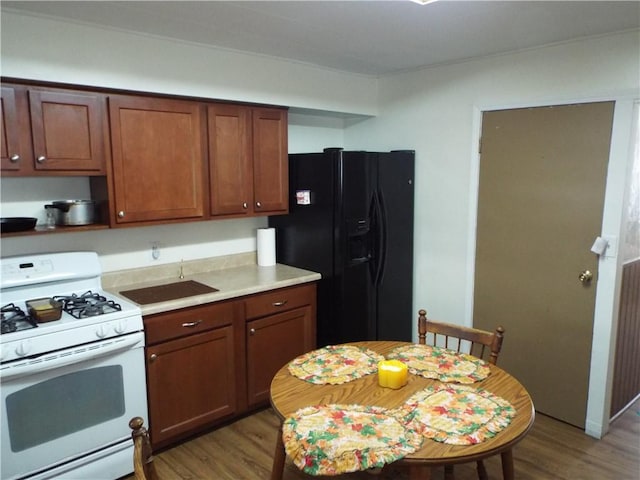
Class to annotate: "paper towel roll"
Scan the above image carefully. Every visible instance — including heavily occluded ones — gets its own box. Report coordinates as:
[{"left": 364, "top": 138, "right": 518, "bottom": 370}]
[{"left": 257, "top": 228, "right": 276, "bottom": 266}]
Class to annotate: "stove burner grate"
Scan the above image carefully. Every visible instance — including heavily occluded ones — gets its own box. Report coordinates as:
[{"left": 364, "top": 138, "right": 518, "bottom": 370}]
[
  {"left": 54, "top": 291, "right": 122, "bottom": 319},
  {"left": 1, "top": 303, "right": 38, "bottom": 334}
]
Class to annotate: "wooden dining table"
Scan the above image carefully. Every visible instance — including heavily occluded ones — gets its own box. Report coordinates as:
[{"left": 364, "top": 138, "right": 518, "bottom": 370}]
[{"left": 269, "top": 341, "right": 535, "bottom": 480}]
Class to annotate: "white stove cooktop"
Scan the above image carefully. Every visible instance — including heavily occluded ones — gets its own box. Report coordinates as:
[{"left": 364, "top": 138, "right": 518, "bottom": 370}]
[{"left": 0, "top": 252, "right": 143, "bottom": 364}]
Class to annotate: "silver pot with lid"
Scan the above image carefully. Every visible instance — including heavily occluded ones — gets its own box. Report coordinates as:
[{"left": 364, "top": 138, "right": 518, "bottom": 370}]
[{"left": 45, "top": 200, "right": 96, "bottom": 226}]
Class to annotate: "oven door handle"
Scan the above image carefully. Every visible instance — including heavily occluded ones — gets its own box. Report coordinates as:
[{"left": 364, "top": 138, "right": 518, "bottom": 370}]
[{"left": 0, "top": 333, "right": 144, "bottom": 381}]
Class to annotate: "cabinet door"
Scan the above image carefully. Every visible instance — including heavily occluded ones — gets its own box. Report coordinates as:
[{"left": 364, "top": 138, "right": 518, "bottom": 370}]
[
  {"left": 29, "top": 90, "right": 106, "bottom": 172},
  {"left": 146, "top": 326, "right": 236, "bottom": 448},
  {"left": 246, "top": 306, "right": 314, "bottom": 407},
  {"left": 109, "top": 95, "right": 205, "bottom": 224},
  {"left": 252, "top": 108, "right": 288, "bottom": 214},
  {"left": 1, "top": 87, "right": 24, "bottom": 172},
  {"left": 208, "top": 104, "right": 252, "bottom": 216}
]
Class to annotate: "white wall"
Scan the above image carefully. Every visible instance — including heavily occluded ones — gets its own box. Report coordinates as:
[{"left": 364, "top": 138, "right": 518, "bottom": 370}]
[
  {"left": 0, "top": 11, "right": 377, "bottom": 116},
  {"left": 343, "top": 30, "right": 640, "bottom": 437}
]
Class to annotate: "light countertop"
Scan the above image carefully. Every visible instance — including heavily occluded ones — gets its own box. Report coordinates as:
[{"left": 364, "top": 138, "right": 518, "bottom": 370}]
[{"left": 102, "top": 252, "right": 321, "bottom": 316}]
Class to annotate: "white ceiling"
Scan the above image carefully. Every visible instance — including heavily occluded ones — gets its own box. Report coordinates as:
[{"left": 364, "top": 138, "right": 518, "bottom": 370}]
[{"left": 3, "top": 1, "right": 639, "bottom": 76}]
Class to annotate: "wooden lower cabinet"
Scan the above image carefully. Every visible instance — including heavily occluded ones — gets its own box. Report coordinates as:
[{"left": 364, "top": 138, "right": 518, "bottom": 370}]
[
  {"left": 245, "top": 283, "right": 317, "bottom": 407},
  {"left": 246, "top": 306, "right": 315, "bottom": 407},
  {"left": 143, "top": 282, "right": 316, "bottom": 448},
  {"left": 144, "top": 301, "right": 240, "bottom": 449}
]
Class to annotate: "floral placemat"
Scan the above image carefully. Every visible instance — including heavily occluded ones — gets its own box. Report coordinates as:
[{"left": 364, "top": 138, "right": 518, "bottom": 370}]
[
  {"left": 386, "top": 344, "right": 490, "bottom": 384},
  {"left": 393, "top": 384, "right": 516, "bottom": 445},
  {"left": 288, "top": 345, "right": 385, "bottom": 384},
  {"left": 282, "top": 404, "right": 424, "bottom": 476}
]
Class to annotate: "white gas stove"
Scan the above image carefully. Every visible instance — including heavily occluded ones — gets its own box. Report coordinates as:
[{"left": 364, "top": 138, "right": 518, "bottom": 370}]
[{"left": 1, "top": 251, "right": 147, "bottom": 480}]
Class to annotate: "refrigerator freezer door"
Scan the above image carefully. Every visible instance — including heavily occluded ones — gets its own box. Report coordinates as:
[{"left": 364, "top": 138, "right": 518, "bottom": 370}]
[{"left": 270, "top": 152, "right": 337, "bottom": 346}]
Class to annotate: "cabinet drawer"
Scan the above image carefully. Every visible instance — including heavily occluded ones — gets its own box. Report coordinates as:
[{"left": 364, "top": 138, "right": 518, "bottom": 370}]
[
  {"left": 144, "top": 300, "right": 236, "bottom": 345},
  {"left": 244, "top": 284, "right": 314, "bottom": 320}
]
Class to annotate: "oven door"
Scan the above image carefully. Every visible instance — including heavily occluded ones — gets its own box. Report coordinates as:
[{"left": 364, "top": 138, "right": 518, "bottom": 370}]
[{"left": 1, "top": 332, "right": 147, "bottom": 480}]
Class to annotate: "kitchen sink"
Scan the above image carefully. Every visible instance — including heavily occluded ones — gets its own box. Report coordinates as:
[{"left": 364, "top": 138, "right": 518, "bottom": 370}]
[{"left": 119, "top": 280, "right": 218, "bottom": 305}]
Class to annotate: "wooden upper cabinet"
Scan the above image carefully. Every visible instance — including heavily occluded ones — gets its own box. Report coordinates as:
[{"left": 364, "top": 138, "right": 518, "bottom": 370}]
[
  {"left": 109, "top": 95, "right": 205, "bottom": 225},
  {"left": 29, "top": 90, "right": 106, "bottom": 172},
  {"left": 1, "top": 85, "right": 106, "bottom": 174},
  {"left": 208, "top": 104, "right": 252, "bottom": 216},
  {"left": 252, "top": 108, "right": 288, "bottom": 214},
  {"left": 1, "top": 86, "right": 24, "bottom": 172},
  {"left": 208, "top": 104, "right": 288, "bottom": 217}
]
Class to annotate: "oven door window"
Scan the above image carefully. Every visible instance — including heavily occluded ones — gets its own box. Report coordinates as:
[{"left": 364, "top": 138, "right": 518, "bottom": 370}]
[{"left": 6, "top": 366, "right": 126, "bottom": 452}]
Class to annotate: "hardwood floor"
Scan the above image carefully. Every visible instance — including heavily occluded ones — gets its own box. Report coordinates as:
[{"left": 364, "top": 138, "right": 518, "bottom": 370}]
[{"left": 127, "top": 399, "right": 639, "bottom": 480}]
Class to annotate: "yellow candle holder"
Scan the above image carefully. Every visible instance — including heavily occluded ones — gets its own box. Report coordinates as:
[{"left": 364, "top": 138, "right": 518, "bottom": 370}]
[{"left": 377, "top": 360, "right": 408, "bottom": 389}]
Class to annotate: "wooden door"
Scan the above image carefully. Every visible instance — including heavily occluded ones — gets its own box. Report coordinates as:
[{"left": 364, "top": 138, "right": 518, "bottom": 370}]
[
  {"left": 1, "top": 86, "right": 25, "bottom": 172},
  {"left": 208, "top": 103, "right": 252, "bottom": 216},
  {"left": 474, "top": 102, "right": 614, "bottom": 427},
  {"left": 29, "top": 90, "right": 106, "bottom": 172},
  {"left": 146, "top": 327, "right": 236, "bottom": 448},
  {"left": 251, "top": 107, "right": 288, "bottom": 214},
  {"left": 109, "top": 95, "right": 204, "bottom": 224},
  {"left": 246, "top": 306, "right": 314, "bottom": 407}
]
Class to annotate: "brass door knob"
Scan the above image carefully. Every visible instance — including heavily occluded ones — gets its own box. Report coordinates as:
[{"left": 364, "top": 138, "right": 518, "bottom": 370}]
[{"left": 579, "top": 270, "right": 593, "bottom": 284}]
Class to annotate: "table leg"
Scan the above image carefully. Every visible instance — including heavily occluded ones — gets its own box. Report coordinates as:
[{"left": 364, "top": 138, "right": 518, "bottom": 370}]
[
  {"left": 271, "top": 425, "right": 286, "bottom": 480},
  {"left": 501, "top": 449, "right": 514, "bottom": 480},
  {"left": 409, "top": 465, "right": 431, "bottom": 480}
]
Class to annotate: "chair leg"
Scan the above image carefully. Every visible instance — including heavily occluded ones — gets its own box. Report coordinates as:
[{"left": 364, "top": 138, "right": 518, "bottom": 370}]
[
  {"left": 476, "top": 460, "right": 488, "bottom": 480},
  {"left": 501, "top": 449, "right": 514, "bottom": 480},
  {"left": 270, "top": 425, "right": 286, "bottom": 480},
  {"left": 444, "top": 464, "right": 455, "bottom": 480}
]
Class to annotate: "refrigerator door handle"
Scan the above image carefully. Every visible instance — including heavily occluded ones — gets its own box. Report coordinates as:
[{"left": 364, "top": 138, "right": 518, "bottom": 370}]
[{"left": 372, "top": 189, "right": 387, "bottom": 286}]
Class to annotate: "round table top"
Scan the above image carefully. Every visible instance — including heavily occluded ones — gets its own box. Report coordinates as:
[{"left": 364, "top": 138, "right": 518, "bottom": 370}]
[{"left": 269, "top": 340, "right": 535, "bottom": 466}]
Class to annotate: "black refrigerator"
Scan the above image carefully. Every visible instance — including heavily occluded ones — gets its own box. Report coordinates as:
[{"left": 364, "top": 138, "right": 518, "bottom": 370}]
[{"left": 269, "top": 148, "right": 415, "bottom": 347}]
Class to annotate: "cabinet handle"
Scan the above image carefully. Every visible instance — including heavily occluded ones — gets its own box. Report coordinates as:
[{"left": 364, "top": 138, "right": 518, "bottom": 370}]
[
  {"left": 10, "top": 154, "right": 20, "bottom": 162},
  {"left": 118, "top": 211, "right": 125, "bottom": 218},
  {"left": 242, "top": 202, "right": 248, "bottom": 209},
  {"left": 36, "top": 155, "right": 46, "bottom": 163},
  {"left": 149, "top": 353, "right": 158, "bottom": 362},
  {"left": 256, "top": 201, "right": 262, "bottom": 208},
  {"left": 182, "top": 320, "right": 202, "bottom": 328},
  {"left": 272, "top": 300, "right": 288, "bottom": 307},
  {"left": 249, "top": 328, "right": 256, "bottom": 335}
]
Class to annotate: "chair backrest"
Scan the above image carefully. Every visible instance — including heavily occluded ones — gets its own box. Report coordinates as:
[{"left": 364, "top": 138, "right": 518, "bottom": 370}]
[
  {"left": 129, "top": 417, "right": 160, "bottom": 480},
  {"left": 417, "top": 309, "right": 505, "bottom": 365}
]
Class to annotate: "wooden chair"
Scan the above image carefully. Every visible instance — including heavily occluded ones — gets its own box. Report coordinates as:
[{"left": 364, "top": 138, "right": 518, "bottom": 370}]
[
  {"left": 129, "top": 417, "right": 160, "bottom": 480},
  {"left": 417, "top": 308, "right": 506, "bottom": 480}
]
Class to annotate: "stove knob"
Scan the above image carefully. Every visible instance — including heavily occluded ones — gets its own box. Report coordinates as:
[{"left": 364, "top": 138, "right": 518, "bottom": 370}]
[
  {"left": 96, "top": 324, "right": 110, "bottom": 338},
  {"left": 114, "top": 321, "right": 127, "bottom": 335},
  {"left": 15, "top": 341, "right": 32, "bottom": 357}
]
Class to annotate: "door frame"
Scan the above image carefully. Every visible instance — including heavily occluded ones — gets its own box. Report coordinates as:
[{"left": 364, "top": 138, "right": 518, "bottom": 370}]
[{"left": 465, "top": 94, "right": 638, "bottom": 439}]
